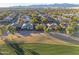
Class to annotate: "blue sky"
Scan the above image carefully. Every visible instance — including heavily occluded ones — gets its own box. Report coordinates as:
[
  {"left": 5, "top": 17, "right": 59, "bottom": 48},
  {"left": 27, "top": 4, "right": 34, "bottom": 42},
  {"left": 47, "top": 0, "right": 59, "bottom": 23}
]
[{"left": 0, "top": 0, "right": 79, "bottom": 7}]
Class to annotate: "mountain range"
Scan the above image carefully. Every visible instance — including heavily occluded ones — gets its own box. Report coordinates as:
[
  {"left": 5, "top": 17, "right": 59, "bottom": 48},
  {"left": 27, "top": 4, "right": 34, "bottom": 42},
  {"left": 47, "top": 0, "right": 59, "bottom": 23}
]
[{"left": 10, "top": 3, "right": 79, "bottom": 8}]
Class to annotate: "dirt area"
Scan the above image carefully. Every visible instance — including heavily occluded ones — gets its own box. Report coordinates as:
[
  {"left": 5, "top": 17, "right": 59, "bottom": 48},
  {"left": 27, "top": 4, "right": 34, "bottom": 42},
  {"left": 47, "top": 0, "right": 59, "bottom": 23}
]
[{"left": 0, "top": 32, "right": 70, "bottom": 45}]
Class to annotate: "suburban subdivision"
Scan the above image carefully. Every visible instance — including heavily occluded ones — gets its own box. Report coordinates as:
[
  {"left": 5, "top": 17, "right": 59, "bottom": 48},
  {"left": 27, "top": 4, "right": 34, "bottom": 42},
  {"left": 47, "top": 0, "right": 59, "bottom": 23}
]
[{"left": 0, "top": 4, "right": 79, "bottom": 55}]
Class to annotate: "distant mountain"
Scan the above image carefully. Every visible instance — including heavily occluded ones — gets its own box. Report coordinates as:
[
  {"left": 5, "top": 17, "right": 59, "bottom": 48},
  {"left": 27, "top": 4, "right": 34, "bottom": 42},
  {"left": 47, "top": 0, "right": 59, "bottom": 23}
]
[
  {"left": 28, "top": 3, "right": 79, "bottom": 8},
  {"left": 10, "top": 3, "right": 79, "bottom": 9}
]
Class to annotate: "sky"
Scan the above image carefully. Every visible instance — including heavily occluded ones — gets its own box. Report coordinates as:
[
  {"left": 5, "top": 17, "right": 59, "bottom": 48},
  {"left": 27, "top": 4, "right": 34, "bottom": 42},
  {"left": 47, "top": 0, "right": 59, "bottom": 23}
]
[{"left": 0, "top": 0, "right": 79, "bottom": 7}]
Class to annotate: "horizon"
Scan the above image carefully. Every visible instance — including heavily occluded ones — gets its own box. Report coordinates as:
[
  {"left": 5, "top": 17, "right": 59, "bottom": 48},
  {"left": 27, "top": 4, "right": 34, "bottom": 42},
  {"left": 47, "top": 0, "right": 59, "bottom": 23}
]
[
  {"left": 0, "top": 3, "right": 79, "bottom": 7},
  {"left": 0, "top": 0, "right": 79, "bottom": 7}
]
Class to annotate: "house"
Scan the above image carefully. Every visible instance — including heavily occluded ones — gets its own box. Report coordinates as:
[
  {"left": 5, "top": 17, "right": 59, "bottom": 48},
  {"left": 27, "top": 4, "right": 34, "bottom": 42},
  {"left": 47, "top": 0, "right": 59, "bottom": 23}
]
[
  {"left": 11, "top": 15, "right": 33, "bottom": 31},
  {"left": 22, "top": 15, "right": 31, "bottom": 22},
  {"left": 20, "top": 15, "right": 34, "bottom": 30},
  {"left": 4, "top": 16, "right": 13, "bottom": 21},
  {"left": 42, "top": 15, "right": 54, "bottom": 23},
  {"left": 21, "top": 22, "right": 33, "bottom": 30},
  {"left": 43, "top": 14, "right": 60, "bottom": 25},
  {"left": 0, "top": 16, "right": 13, "bottom": 25},
  {"left": 47, "top": 23, "right": 58, "bottom": 30}
]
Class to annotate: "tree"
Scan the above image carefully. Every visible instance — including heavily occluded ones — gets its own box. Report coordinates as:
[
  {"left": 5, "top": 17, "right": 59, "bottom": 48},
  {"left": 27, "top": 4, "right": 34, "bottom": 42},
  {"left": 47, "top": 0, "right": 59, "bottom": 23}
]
[
  {"left": 0, "top": 25, "right": 6, "bottom": 38},
  {"left": 41, "top": 17, "right": 47, "bottom": 23},
  {"left": 66, "top": 22, "right": 77, "bottom": 34},
  {"left": 7, "top": 25, "right": 16, "bottom": 34},
  {"left": 31, "top": 17, "right": 38, "bottom": 23},
  {"left": 4, "top": 40, "right": 25, "bottom": 55},
  {"left": 71, "top": 16, "right": 79, "bottom": 22},
  {"left": 44, "top": 27, "right": 50, "bottom": 33},
  {"left": 35, "top": 24, "right": 44, "bottom": 31}
]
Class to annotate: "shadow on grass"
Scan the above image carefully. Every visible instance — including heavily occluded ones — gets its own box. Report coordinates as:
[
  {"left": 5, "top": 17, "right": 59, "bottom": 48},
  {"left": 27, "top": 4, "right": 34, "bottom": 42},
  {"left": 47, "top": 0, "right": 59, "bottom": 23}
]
[
  {"left": 27, "top": 49, "right": 40, "bottom": 55},
  {"left": 3, "top": 39, "right": 40, "bottom": 55},
  {"left": 4, "top": 39, "right": 25, "bottom": 55},
  {"left": 0, "top": 53, "right": 3, "bottom": 55}
]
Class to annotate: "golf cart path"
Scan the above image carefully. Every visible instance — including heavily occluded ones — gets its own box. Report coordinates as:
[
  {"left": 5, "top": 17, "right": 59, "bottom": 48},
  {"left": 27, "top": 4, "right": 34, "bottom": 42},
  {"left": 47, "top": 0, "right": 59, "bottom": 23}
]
[{"left": 49, "top": 32, "right": 79, "bottom": 45}]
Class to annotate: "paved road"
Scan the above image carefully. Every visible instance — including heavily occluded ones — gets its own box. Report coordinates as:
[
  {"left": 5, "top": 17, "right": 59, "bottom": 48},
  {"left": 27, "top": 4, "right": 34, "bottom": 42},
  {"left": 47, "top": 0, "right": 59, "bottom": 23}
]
[
  {"left": 17, "top": 30, "right": 44, "bottom": 36},
  {"left": 49, "top": 32, "right": 79, "bottom": 45}
]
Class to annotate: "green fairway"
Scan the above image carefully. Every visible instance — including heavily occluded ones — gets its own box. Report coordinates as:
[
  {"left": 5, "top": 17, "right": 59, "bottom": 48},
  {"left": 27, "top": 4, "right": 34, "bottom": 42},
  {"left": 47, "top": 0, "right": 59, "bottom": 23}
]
[{"left": 1, "top": 43, "right": 79, "bottom": 55}]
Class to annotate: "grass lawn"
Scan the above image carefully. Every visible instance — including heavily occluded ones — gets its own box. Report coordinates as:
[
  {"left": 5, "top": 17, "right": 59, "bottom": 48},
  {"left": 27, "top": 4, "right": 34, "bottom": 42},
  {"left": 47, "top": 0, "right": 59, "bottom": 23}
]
[{"left": 1, "top": 43, "right": 79, "bottom": 55}]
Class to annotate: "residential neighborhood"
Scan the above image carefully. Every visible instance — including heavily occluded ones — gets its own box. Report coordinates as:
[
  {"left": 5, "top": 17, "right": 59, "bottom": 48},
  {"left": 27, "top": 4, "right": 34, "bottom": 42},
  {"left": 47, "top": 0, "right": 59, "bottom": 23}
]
[{"left": 0, "top": 5, "right": 79, "bottom": 55}]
